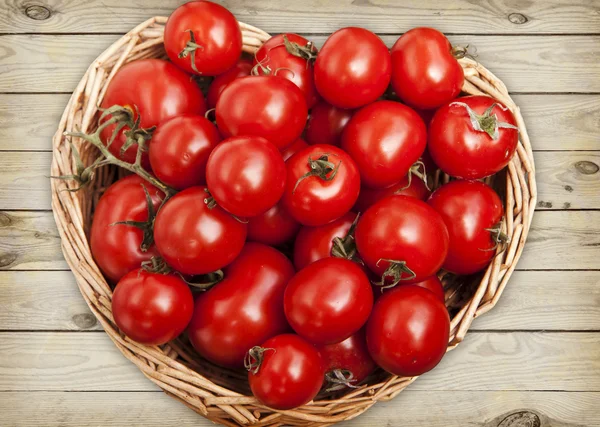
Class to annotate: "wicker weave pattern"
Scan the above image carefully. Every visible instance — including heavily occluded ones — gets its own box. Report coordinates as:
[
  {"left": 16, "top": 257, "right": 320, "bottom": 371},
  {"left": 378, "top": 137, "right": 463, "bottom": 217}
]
[{"left": 50, "top": 17, "right": 537, "bottom": 427}]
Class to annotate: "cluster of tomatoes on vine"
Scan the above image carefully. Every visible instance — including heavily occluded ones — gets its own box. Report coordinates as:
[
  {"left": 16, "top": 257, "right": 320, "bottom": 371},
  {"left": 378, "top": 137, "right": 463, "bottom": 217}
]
[{"left": 64, "top": 0, "right": 519, "bottom": 410}]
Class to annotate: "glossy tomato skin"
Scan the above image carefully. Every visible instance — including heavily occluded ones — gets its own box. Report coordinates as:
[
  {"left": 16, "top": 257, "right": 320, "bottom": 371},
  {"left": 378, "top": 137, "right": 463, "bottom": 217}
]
[
  {"left": 428, "top": 180, "right": 504, "bottom": 275},
  {"left": 404, "top": 276, "right": 445, "bottom": 304},
  {"left": 284, "top": 258, "right": 373, "bottom": 345},
  {"left": 206, "top": 136, "right": 286, "bottom": 217},
  {"left": 216, "top": 75, "right": 308, "bottom": 150},
  {"left": 248, "top": 334, "right": 324, "bottom": 410},
  {"left": 283, "top": 144, "right": 360, "bottom": 226},
  {"left": 100, "top": 59, "right": 206, "bottom": 168},
  {"left": 305, "top": 101, "right": 354, "bottom": 146},
  {"left": 342, "top": 101, "right": 427, "bottom": 188},
  {"left": 90, "top": 175, "right": 163, "bottom": 283},
  {"left": 112, "top": 269, "right": 193, "bottom": 345},
  {"left": 429, "top": 96, "right": 519, "bottom": 179},
  {"left": 315, "top": 27, "right": 391, "bottom": 109},
  {"left": 367, "top": 285, "right": 450, "bottom": 376},
  {"left": 164, "top": 1, "right": 242, "bottom": 75},
  {"left": 149, "top": 114, "right": 221, "bottom": 190},
  {"left": 254, "top": 34, "right": 320, "bottom": 108},
  {"left": 153, "top": 187, "right": 247, "bottom": 275},
  {"left": 188, "top": 243, "right": 294, "bottom": 368},
  {"left": 316, "top": 329, "right": 376, "bottom": 385},
  {"left": 390, "top": 28, "right": 463, "bottom": 109},
  {"left": 206, "top": 59, "right": 252, "bottom": 109},
  {"left": 247, "top": 202, "right": 301, "bottom": 246},
  {"left": 355, "top": 196, "right": 449, "bottom": 284},
  {"left": 281, "top": 138, "right": 309, "bottom": 162},
  {"left": 354, "top": 176, "right": 431, "bottom": 213},
  {"left": 293, "top": 211, "right": 356, "bottom": 270}
]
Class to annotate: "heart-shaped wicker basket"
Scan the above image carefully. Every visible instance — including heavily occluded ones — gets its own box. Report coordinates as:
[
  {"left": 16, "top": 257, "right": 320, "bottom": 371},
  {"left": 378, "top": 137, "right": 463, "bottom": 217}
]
[{"left": 50, "top": 16, "right": 537, "bottom": 427}]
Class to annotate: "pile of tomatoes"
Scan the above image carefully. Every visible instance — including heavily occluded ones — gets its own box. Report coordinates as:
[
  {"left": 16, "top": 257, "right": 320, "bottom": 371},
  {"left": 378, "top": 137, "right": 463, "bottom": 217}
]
[{"left": 87, "top": 0, "right": 519, "bottom": 411}]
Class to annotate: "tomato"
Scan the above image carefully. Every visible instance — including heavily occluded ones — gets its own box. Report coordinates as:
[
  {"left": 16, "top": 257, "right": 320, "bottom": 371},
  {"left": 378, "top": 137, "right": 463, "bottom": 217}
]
[
  {"left": 206, "top": 58, "right": 252, "bottom": 109},
  {"left": 153, "top": 187, "right": 247, "bottom": 275},
  {"left": 247, "top": 334, "right": 324, "bottom": 410},
  {"left": 164, "top": 1, "right": 242, "bottom": 75},
  {"left": 429, "top": 96, "right": 519, "bottom": 179},
  {"left": 188, "top": 243, "right": 294, "bottom": 368},
  {"left": 428, "top": 180, "right": 505, "bottom": 275},
  {"left": 206, "top": 135, "right": 286, "bottom": 217},
  {"left": 254, "top": 34, "right": 320, "bottom": 108},
  {"left": 281, "top": 138, "right": 309, "bottom": 162},
  {"left": 315, "top": 329, "right": 376, "bottom": 388},
  {"left": 216, "top": 75, "right": 308, "bottom": 150},
  {"left": 314, "top": 27, "right": 391, "bottom": 109},
  {"left": 305, "top": 101, "right": 354, "bottom": 146},
  {"left": 404, "top": 276, "right": 445, "bottom": 304},
  {"left": 342, "top": 101, "right": 426, "bottom": 189},
  {"left": 90, "top": 175, "right": 163, "bottom": 283},
  {"left": 366, "top": 285, "right": 450, "bottom": 376},
  {"left": 112, "top": 269, "right": 193, "bottom": 345},
  {"left": 149, "top": 114, "right": 221, "bottom": 190},
  {"left": 390, "top": 28, "right": 463, "bottom": 109},
  {"left": 354, "top": 175, "right": 431, "bottom": 213},
  {"left": 293, "top": 211, "right": 357, "bottom": 270},
  {"left": 247, "top": 202, "right": 300, "bottom": 246},
  {"left": 100, "top": 59, "right": 206, "bottom": 168},
  {"left": 355, "top": 196, "right": 449, "bottom": 286},
  {"left": 284, "top": 258, "right": 373, "bottom": 345},
  {"left": 283, "top": 144, "right": 360, "bottom": 226}
]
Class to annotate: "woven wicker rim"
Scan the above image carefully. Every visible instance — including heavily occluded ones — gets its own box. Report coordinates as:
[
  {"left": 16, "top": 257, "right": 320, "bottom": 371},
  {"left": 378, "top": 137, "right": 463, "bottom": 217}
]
[{"left": 50, "top": 17, "right": 537, "bottom": 427}]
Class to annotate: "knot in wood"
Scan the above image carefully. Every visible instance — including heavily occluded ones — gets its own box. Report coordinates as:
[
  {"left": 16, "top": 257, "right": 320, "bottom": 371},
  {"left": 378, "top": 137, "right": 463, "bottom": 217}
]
[
  {"left": 508, "top": 13, "right": 528, "bottom": 25},
  {"left": 0, "top": 253, "right": 17, "bottom": 268},
  {"left": 24, "top": 4, "right": 52, "bottom": 20},
  {"left": 497, "top": 411, "right": 541, "bottom": 427},
  {"left": 0, "top": 212, "right": 12, "bottom": 227},
  {"left": 574, "top": 160, "right": 599, "bottom": 175},
  {"left": 72, "top": 313, "right": 97, "bottom": 329}
]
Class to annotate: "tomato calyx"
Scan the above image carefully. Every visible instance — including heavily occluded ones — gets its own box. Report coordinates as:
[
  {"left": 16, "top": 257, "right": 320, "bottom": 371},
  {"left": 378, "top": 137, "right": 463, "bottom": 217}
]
[
  {"left": 141, "top": 256, "right": 172, "bottom": 274},
  {"left": 450, "top": 101, "right": 519, "bottom": 140},
  {"left": 178, "top": 30, "right": 204, "bottom": 74},
  {"left": 331, "top": 213, "right": 363, "bottom": 265},
  {"left": 324, "top": 369, "right": 360, "bottom": 392},
  {"left": 293, "top": 154, "right": 342, "bottom": 193},
  {"left": 111, "top": 183, "right": 158, "bottom": 252},
  {"left": 140, "top": 256, "right": 224, "bottom": 290},
  {"left": 282, "top": 34, "right": 318, "bottom": 62},
  {"left": 244, "top": 346, "right": 276, "bottom": 374},
  {"left": 373, "top": 259, "right": 417, "bottom": 291},
  {"left": 481, "top": 219, "right": 511, "bottom": 253},
  {"left": 399, "top": 161, "right": 430, "bottom": 192},
  {"left": 451, "top": 44, "right": 477, "bottom": 60}
]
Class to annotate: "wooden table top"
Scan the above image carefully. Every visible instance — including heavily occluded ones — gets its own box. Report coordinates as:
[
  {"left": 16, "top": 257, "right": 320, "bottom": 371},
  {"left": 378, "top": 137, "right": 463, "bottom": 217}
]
[{"left": 1, "top": 1, "right": 599, "bottom": 426}]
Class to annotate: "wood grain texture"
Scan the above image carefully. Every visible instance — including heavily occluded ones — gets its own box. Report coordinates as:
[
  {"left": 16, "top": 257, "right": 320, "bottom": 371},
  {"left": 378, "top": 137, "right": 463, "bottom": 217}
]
[
  {"left": 1, "top": 35, "right": 599, "bottom": 93},
  {"left": 0, "top": 391, "right": 598, "bottom": 427},
  {"left": 1, "top": 331, "right": 598, "bottom": 391},
  {"left": 2, "top": 0, "right": 600, "bottom": 34},
  {"left": 0, "top": 152, "right": 51, "bottom": 210}
]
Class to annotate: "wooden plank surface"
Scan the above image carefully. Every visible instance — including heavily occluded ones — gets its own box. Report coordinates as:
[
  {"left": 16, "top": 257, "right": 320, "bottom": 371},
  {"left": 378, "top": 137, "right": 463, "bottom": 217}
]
[
  {"left": 1, "top": 331, "right": 598, "bottom": 391},
  {"left": 3, "top": 0, "right": 600, "bottom": 35},
  {"left": 2, "top": 35, "right": 599, "bottom": 93},
  {"left": 1, "top": 391, "right": 598, "bottom": 427}
]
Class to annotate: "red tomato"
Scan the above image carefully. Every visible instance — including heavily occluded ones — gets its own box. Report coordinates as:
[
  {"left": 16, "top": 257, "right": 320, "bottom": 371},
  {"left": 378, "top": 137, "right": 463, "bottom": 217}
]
[
  {"left": 153, "top": 187, "right": 247, "bottom": 275},
  {"left": 100, "top": 59, "right": 206, "bottom": 168},
  {"left": 281, "top": 138, "right": 309, "bottom": 161},
  {"left": 247, "top": 334, "right": 324, "bottom": 410},
  {"left": 293, "top": 211, "right": 356, "bottom": 270},
  {"left": 247, "top": 202, "right": 300, "bottom": 246},
  {"left": 149, "top": 114, "right": 221, "bottom": 190},
  {"left": 206, "top": 135, "right": 286, "bottom": 217},
  {"left": 188, "top": 243, "right": 294, "bottom": 368},
  {"left": 254, "top": 34, "right": 320, "bottom": 108},
  {"left": 112, "top": 269, "right": 193, "bottom": 345},
  {"left": 305, "top": 101, "right": 354, "bottom": 146},
  {"left": 354, "top": 175, "right": 431, "bottom": 213},
  {"left": 428, "top": 180, "right": 504, "bottom": 275},
  {"left": 366, "top": 285, "right": 450, "bottom": 376},
  {"left": 314, "top": 27, "right": 391, "bottom": 109},
  {"left": 390, "top": 28, "right": 463, "bottom": 109},
  {"left": 355, "top": 196, "right": 449, "bottom": 286},
  {"left": 164, "top": 1, "right": 242, "bottom": 75},
  {"left": 342, "top": 101, "right": 427, "bottom": 189},
  {"left": 206, "top": 59, "right": 253, "bottom": 109},
  {"left": 90, "top": 175, "right": 163, "bottom": 283},
  {"left": 216, "top": 75, "right": 308, "bottom": 149},
  {"left": 284, "top": 258, "right": 373, "bottom": 345},
  {"left": 316, "top": 329, "right": 376, "bottom": 388},
  {"left": 283, "top": 144, "right": 360, "bottom": 226},
  {"left": 429, "top": 96, "right": 519, "bottom": 179},
  {"left": 404, "top": 276, "right": 445, "bottom": 304}
]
